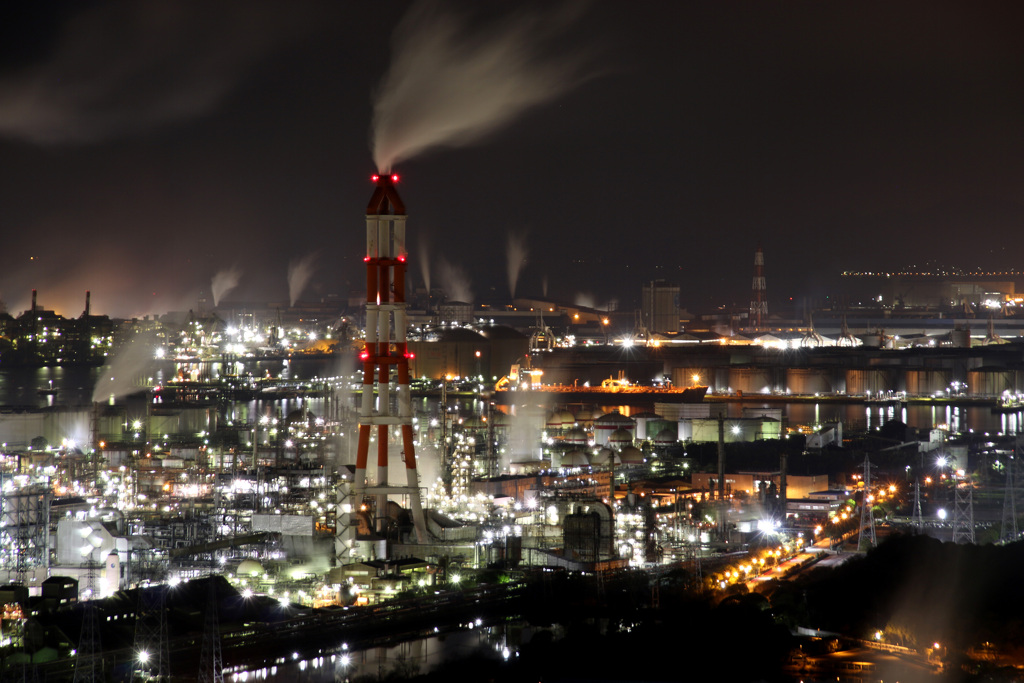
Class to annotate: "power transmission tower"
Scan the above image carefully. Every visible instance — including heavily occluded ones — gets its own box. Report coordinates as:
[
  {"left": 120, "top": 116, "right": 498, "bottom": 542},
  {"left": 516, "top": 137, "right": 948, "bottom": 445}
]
[
  {"left": 912, "top": 479, "right": 923, "bottom": 532},
  {"left": 73, "top": 601, "right": 103, "bottom": 683},
  {"left": 199, "top": 580, "right": 224, "bottom": 683},
  {"left": 951, "top": 472, "right": 976, "bottom": 545},
  {"left": 132, "top": 586, "right": 169, "bottom": 682},
  {"left": 857, "top": 454, "right": 877, "bottom": 551},
  {"left": 687, "top": 539, "right": 703, "bottom": 590}
]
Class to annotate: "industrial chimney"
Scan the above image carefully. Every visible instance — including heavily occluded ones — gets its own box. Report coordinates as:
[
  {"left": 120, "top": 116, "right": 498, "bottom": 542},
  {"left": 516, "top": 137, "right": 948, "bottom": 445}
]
[
  {"left": 749, "top": 245, "right": 767, "bottom": 332},
  {"left": 31, "top": 289, "right": 37, "bottom": 315},
  {"left": 84, "top": 291, "right": 91, "bottom": 317},
  {"left": 350, "top": 172, "right": 427, "bottom": 547}
]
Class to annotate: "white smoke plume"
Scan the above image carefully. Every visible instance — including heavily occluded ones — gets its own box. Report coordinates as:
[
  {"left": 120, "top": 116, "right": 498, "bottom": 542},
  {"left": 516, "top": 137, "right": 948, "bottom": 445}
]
[
  {"left": 437, "top": 256, "right": 473, "bottom": 304},
  {"left": 372, "top": 1, "right": 596, "bottom": 171},
  {"left": 506, "top": 232, "right": 528, "bottom": 300},
  {"left": 210, "top": 265, "right": 242, "bottom": 306},
  {"left": 288, "top": 252, "right": 318, "bottom": 306},
  {"left": 0, "top": 2, "right": 321, "bottom": 144},
  {"left": 92, "top": 332, "right": 158, "bottom": 403},
  {"left": 575, "top": 292, "right": 618, "bottom": 313},
  {"left": 575, "top": 292, "right": 597, "bottom": 309}
]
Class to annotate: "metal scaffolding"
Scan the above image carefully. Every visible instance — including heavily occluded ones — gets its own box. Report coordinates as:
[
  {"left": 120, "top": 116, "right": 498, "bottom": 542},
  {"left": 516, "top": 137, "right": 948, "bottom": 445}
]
[{"left": 0, "top": 479, "right": 51, "bottom": 581}]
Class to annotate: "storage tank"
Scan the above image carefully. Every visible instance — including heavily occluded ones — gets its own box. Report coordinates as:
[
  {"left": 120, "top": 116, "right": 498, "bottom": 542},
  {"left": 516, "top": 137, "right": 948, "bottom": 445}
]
[
  {"left": 631, "top": 411, "right": 659, "bottom": 440},
  {"left": 653, "top": 427, "right": 677, "bottom": 449},
  {"left": 564, "top": 427, "right": 589, "bottom": 446},
  {"left": 619, "top": 445, "right": 644, "bottom": 465},
  {"left": 728, "top": 367, "right": 773, "bottom": 395},
  {"left": 562, "top": 450, "right": 590, "bottom": 467},
  {"left": 670, "top": 367, "right": 713, "bottom": 390},
  {"left": 904, "top": 368, "right": 951, "bottom": 396},
  {"left": 594, "top": 411, "right": 634, "bottom": 445},
  {"left": 967, "top": 368, "right": 1019, "bottom": 397},
  {"left": 845, "top": 368, "right": 893, "bottom": 395},
  {"left": 608, "top": 427, "right": 633, "bottom": 447},
  {"left": 785, "top": 368, "right": 835, "bottom": 395},
  {"left": 591, "top": 447, "right": 620, "bottom": 466}
]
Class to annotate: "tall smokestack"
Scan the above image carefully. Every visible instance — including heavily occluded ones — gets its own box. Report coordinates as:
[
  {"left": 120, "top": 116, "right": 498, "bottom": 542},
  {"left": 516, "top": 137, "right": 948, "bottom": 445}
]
[
  {"left": 84, "top": 291, "right": 91, "bottom": 317},
  {"left": 750, "top": 244, "right": 767, "bottom": 331},
  {"left": 31, "top": 289, "right": 37, "bottom": 315},
  {"left": 351, "top": 171, "right": 427, "bottom": 548}
]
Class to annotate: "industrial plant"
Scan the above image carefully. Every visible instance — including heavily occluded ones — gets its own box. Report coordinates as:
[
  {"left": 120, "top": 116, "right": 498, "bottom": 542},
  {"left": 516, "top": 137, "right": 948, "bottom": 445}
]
[{"left": 0, "top": 169, "right": 1022, "bottom": 681}]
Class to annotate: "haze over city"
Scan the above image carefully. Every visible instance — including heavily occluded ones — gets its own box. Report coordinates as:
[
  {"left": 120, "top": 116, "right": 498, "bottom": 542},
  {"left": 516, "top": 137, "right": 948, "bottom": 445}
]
[
  {"left": 4, "top": 3, "right": 1024, "bottom": 682},
  {"left": 1, "top": 1, "right": 1022, "bottom": 319}
]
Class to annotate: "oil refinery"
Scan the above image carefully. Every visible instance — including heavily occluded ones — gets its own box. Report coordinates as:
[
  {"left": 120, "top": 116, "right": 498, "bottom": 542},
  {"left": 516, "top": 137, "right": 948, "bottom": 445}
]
[{"left": 0, "top": 173, "right": 1022, "bottom": 681}]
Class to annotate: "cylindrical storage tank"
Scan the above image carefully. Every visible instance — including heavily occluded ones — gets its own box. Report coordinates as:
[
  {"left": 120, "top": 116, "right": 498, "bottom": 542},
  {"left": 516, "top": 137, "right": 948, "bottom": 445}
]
[
  {"left": 677, "top": 419, "right": 692, "bottom": 442},
  {"left": 785, "top": 368, "right": 834, "bottom": 395},
  {"left": 949, "top": 327, "right": 971, "bottom": 348},
  {"left": 564, "top": 427, "right": 588, "bottom": 446},
  {"left": 619, "top": 445, "right": 644, "bottom": 465},
  {"left": 728, "top": 367, "right": 772, "bottom": 395},
  {"left": 562, "top": 450, "right": 589, "bottom": 467},
  {"left": 858, "top": 331, "right": 886, "bottom": 348},
  {"left": 967, "top": 368, "right": 1016, "bottom": 397},
  {"left": 904, "top": 369, "right": 950, "bottom": 396},
  {"left": 713, "top": 368, "right": 731, "bottom": 394},
  {"left": 549, "top": 449, "right": 562, "bottom": 468},
  {"left": 653, "top": 427, "right": 677, "bottom": 448},
  {"left": 632, "top": 411, "right": 660, "bottom": 440},
  {"left": 645, "top": 418, "right": 672, "bottom": 441},
  {"left": 594, "top": 411, "right": 635, "bottom": 444},
  {"left": 591, "top": 447, "right": 620, "bottom": 466},
  {"left": 608, "top": 427, "right": 633, "bottom": 447},
  {"left": 574, "top": 408, "right": 601, "bottom": 428},
  {"left": 589, "top": 446, "right": 618, "bottom": 466},
  {"left": 670, "top": 367, "right": 713, "bottom": 390},
  {"left": 845, "top": 369, "right": 893, "bottom": 395}
]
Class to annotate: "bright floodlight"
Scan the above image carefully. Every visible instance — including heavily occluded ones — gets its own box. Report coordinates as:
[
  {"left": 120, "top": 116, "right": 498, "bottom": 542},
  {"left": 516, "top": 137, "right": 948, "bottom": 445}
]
[
  {"left": 936, "top": 456, "right": 948, "bottom": 468},
  {"left": 138, "top": 650, "right": 150, "bottom": 664}
]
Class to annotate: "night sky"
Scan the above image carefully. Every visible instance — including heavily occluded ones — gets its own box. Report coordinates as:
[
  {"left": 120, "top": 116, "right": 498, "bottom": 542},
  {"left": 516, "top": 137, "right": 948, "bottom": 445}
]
[{"left": 0, "top": 1, "right": 1022, "bottom": 319}]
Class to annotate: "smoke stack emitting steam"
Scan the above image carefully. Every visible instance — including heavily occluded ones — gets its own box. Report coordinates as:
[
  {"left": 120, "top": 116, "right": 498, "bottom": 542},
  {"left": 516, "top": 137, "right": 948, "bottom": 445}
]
[
  {"left": 371, "top": 1, "right": 595, "bottom": 172},
  {"left": 210, "top": 266, "right": 242, "bottom": 307},
  {"left": 287, "top": 253, "right": 318, "bottom": 307},
  {"left": 506, "top": 232, "right": 527, "bottom": 300}
]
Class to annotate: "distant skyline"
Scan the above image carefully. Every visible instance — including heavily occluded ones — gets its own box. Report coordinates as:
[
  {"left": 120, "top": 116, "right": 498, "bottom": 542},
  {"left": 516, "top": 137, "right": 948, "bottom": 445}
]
[{"left": 1, "top": 1, "right": 1022, "bottom": 319}]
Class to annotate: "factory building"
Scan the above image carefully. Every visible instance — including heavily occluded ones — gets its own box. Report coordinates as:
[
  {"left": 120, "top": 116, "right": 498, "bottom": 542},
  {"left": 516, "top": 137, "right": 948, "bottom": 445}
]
[
  {"left": 642, "top": 280, "right": 680, "bottom": 335},
  {"left": 690, "top": 472, "right": 829, "bottom": 500}
]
